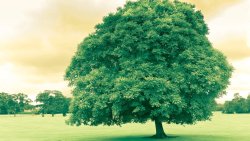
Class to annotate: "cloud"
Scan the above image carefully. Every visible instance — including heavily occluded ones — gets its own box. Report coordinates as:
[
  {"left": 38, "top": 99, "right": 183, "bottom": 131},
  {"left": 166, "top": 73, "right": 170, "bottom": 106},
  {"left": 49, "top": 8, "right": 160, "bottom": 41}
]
[
  {"left": 1, "top": 33, "right": 80, "bottom": 76},
  {"left": 208, "top": 0, "right": 250, "bottom": 42},
  {"left": 216, "top": 57, "right": 250, "bottom": 103},
  {"left": 0, "top": 0, "right": 46, "bottom": 41},
  {"left": 226, "top": 57, "right": 250, "bottom": 93},
  {"left": 207, "top": 0, "right": 250, "bottom": 60},
  {"left": 0, "top": 63, "right": 71, "bottom": 98},
  {"left": 214, "top": 38, "right": 250, "bottom": 60},
  {"left": 0, "top": 0, "right": 126, "bottom": 95},
  {"left": 182, "top": 0, "right": 242, "bottom": 19},
  {"left": 1, "top": 0, "right": 127, "bottom": 79}
]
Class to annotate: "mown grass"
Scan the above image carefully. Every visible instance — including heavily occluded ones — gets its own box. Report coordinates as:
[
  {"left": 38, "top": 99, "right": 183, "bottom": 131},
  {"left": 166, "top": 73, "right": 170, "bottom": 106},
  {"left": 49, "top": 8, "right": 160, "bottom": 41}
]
[{"left": 0, "top": 112, "right": 249, "bottom": 141}]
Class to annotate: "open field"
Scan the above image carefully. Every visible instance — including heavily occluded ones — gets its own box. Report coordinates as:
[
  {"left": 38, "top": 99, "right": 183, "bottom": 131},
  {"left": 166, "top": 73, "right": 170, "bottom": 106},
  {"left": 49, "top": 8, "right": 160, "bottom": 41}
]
[{"left": 0, "top": 112, "right": 250, "bottom": 141}]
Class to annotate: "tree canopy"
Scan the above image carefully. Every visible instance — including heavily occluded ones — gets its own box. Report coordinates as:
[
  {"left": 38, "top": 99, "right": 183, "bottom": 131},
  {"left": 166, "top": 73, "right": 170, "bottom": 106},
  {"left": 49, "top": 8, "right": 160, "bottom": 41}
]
[
  {"left": 223, "top": 93, "right": 250, "bottom": 114},
  {"left": 0, "top": 92, "right": 32, "bottom": 115},
  {"left": 13, "top": 93, "right": 32, "bottom": 113},
  {"left": 36, "top": 90, "right": 70, "bottom": 117},
  {"left": 65, "top": 0, "right": 232, "bottom": 138}
]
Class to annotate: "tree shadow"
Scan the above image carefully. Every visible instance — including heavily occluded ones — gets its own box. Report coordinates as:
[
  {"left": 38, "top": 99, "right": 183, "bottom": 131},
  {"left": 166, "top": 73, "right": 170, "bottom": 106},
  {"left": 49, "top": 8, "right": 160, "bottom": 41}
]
[
  {"left": 103, "top": 135, "right": 178, "bottom": 141},
  {"left": 76, "top": 134, "right": 230, "bottom": 141}
]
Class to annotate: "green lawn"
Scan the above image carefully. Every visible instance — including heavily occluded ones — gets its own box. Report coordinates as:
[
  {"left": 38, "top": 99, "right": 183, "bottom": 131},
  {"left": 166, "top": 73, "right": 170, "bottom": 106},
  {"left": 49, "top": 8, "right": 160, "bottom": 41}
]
[{"left": 0, "top": 112, "right": 249, "bottom": 141}]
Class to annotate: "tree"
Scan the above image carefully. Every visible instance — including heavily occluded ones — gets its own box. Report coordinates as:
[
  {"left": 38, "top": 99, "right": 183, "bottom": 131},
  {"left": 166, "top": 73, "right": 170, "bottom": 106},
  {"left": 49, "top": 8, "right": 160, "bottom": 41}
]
[
  {"left": 7, "top": 95, "right": 19, "bottom": 116},
  {"left": 0, "top": 93, "right": 10, "bottom": 114},
  {"left": 13, "top": 93, "right": 32, "bottom": 113},
  {"left": 62, "top": 97, "right": 71, "bottom": 116},
  {"left": 247, "top": 95, "right": 250, "bottom": 113},
  {"left": 232, "top": 93, "right": 248, "bottom": 113},
  {"left": 0, "top": 92, "right": 19, "bottom": 116},
  {"left": 214, "top": 103, "right": 224, "bottom": 111},
  {"left": 222, "top": 93, "right": 250, "bottom": 114},
  {"left": 36, "top": 90, "right": 69, "bottom": 117},
  {"left": 65, "top": 0, "right": 233, "bottom": 138},
  {"left": 222, "top": 101, "right": 235, "bottom": 114},
  {"left": 36, "top": 91, "right": 49, "bottom": 116}
]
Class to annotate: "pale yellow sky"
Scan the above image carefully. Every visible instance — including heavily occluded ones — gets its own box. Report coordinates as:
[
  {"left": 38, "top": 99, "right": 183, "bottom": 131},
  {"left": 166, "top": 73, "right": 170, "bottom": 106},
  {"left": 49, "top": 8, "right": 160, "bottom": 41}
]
[{"left": 0, "top": 0, "right": 249, "bottom": 102}]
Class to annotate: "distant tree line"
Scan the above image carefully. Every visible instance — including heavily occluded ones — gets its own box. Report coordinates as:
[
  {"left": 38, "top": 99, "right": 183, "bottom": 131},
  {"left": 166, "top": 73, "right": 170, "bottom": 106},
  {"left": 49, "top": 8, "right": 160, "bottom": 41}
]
[
  {"left": 0, "top": 92, "right": 32, "bottom": 116},
  {"left": 214, "top": 93, "right": 250, "bottom": 114},
  {"left": 0, "top": 90, "right": 71, "bottom": 116}
]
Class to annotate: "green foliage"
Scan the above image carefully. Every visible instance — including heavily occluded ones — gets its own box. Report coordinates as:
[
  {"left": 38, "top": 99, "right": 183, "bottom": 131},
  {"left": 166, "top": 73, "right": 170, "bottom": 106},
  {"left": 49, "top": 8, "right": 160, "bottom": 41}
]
[
  {"left": 13, "top": 93, "right": 33, "bottom": 112},
  {"left": 0, "top": 93, "right": 10, "bottom": 114},
  {"left": 36, "top": 90, "right": 70, "bottom": 116},
  {"left": 233, "top": 93, "right": 248, "bottom": 113},
  {"left": 213, "top": 103, "right": 224, "bottom": 111},
  {"left": 65, "top": 0, "right": 232, "bottom": 127},
  {"left": 223, "top": 93, "right": 250, "bottom": 114},
  {"left": 0, "top": 93, "right": 30, "bottom": 114},
  {"left": 247, "top": 95, "right": 250, "bottom": 113},
  {"left": 222, "top": 101, "right": 235, "bottom": 114}
]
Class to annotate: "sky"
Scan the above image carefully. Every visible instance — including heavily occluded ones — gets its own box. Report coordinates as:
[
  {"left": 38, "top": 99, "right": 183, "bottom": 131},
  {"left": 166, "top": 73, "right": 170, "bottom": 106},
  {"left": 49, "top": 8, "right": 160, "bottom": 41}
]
[{"left": 0, "top": 0, "right": 249, "bottom": 103}]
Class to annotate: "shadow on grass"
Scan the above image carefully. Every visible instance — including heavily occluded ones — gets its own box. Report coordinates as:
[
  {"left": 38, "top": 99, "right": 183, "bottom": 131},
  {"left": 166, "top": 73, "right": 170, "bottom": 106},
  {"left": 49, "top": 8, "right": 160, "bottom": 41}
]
[
  {"left": 76, "top": 134, "right": 230, "bottom": 141},
  {"left": 102, "top": 135, "right": 178, "bottom": 141}
]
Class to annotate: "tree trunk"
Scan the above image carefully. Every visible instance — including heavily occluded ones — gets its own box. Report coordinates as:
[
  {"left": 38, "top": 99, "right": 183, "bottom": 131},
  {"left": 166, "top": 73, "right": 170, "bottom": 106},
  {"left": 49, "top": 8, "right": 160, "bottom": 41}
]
[{"left": 153, "top": 119, "right": 167, "bottom": 138}]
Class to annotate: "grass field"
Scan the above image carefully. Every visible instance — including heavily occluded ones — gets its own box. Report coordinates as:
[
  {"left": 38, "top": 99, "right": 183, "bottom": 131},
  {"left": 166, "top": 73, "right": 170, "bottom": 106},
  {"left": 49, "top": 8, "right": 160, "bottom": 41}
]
[{"left": 0, "top": 112, "right": 249, "bottom": 141}]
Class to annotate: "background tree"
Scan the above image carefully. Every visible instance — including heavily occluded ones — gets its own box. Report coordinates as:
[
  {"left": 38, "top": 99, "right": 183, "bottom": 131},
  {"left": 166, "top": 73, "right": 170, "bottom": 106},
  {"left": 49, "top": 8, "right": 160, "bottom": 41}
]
[
  {"left": 65, "top": 0, "right": 232, "bottom": 138},
  {"left": 213, "top": 103, "right": 224, "bottom": 111},
  {"left": 36, "top": 91, "right": 49, "bottom": 116},
  {"left": 222, "top": 101, "right": 235, "bottom": 114},
  {"left": 0, "top": 92, "right": 19, "bottom": 116},
  {"left": 7, "top": 95, "right": 19, "bottom": 116},
  {"left": 222, "top": 93, "right": 250, "bottom": 114},
  {"left": 62, "top": 97, "right": 71, "bottom": 116},
  {"left": 36, "top": 90, "right": 69, "bottom": 117},
  {"left": 0, "top": 92, "right": 10, "bottom": 114},
  {"left": 231, "top": 93, "right": 248, "bottom": 113},
  {"left": 247, "top": 95, "right": 250, "bottom": 113},
  {"left": 13, "top": 93, "right": 32, "bottom": 113}
]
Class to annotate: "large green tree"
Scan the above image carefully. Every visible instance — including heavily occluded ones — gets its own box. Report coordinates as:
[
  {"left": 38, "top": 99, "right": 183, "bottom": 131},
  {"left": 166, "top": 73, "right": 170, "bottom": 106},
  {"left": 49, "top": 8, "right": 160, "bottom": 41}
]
[{"left": 65, "top": 0, "right": 232, "bottom": 138}]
